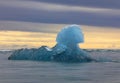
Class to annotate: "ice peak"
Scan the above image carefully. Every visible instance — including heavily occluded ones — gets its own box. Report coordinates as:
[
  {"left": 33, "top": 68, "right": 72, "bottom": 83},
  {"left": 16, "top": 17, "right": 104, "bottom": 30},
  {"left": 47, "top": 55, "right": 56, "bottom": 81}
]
[{"left": 56, "top": 24, "right": 84, "bottom": 48}]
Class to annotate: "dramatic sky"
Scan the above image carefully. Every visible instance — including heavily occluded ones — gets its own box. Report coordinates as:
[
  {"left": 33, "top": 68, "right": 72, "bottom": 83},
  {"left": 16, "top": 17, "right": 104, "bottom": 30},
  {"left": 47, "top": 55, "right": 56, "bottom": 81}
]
[{"left": 0, "top": 0, "right": 120, "bottom": 49}]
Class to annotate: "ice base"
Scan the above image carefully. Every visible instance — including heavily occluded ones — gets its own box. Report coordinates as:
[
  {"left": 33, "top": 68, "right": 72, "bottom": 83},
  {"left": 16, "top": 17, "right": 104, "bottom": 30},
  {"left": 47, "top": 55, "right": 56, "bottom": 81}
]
[{"left": 8, "top": 44, "right": 95, "bottom": 62}]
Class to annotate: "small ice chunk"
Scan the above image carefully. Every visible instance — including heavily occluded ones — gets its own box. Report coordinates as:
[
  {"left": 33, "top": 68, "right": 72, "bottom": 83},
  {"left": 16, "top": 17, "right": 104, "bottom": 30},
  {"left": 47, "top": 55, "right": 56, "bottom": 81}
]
[{"left": 45, "top": 47, "right": 52, "bottom": 51}]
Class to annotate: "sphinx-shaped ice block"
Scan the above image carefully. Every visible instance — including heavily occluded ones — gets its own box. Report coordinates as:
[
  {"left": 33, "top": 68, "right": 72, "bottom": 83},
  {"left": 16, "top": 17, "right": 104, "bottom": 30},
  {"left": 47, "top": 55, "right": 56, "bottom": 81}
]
[{"left": 8, "top": 25, "right": 95, "bottom": 62}]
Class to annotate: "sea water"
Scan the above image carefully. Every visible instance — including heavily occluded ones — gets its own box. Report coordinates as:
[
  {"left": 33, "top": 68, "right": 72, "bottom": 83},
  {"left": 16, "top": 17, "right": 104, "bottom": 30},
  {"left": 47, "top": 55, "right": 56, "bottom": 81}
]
[{"left": 0, "top": 49, "right": 120, "bottom": 83}]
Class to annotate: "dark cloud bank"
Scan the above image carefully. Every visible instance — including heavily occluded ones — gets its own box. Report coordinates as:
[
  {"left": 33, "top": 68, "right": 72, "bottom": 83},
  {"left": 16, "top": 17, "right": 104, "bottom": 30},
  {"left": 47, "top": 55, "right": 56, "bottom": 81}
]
[{"left": 0, "top": 0, "right": 120, "bottom": 28}]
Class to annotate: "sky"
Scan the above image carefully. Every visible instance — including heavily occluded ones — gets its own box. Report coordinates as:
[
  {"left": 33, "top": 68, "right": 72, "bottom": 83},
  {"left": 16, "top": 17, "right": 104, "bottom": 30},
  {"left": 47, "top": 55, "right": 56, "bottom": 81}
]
[{"left": 0, "top": 0, "right": 120, "bottom": 50}]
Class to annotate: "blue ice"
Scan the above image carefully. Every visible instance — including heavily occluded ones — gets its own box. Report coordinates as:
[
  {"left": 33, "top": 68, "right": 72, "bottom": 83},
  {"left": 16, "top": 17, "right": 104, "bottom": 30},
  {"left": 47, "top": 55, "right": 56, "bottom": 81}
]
[{"left": 8, "top": 25, "right": 95, "bottom": 62}]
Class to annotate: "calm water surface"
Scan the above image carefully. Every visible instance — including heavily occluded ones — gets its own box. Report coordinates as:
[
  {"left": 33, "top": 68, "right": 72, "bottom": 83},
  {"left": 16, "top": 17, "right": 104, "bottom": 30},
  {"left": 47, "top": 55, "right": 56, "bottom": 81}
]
[{"left": 0, "top": 50, "right": 120, "bottom": 83}]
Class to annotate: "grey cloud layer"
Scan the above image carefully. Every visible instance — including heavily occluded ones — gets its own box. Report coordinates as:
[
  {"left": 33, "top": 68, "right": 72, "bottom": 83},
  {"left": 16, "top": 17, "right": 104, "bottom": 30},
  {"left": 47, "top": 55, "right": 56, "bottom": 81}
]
[
  {"left": 0, "top": 21, "right": 66, "bottom": 33},
  {"left": 0, "top": 0, "right": 120, "bottom": 30}
]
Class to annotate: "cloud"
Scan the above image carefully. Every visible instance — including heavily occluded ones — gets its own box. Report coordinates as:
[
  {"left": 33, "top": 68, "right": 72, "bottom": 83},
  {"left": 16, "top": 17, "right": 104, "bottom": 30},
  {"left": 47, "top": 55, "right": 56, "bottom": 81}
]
[
  {"left": 0, "top": 21, "right": 66, "bottom": 33},
  {"left": 0, "top": 0, "right": 120, "bottom": 28},
  {"left": 28, "top": 0, "right": 120, "bottom": 9},
  {"left": 0, "top": 0, "right": 119, "bottom": 15}
]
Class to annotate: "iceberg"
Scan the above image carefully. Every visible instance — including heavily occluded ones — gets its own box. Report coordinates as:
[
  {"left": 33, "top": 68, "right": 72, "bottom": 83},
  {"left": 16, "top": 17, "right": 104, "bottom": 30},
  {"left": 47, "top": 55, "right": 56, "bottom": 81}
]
[{"left": 8, "top": 25, "right": 95, "bottom": 62}]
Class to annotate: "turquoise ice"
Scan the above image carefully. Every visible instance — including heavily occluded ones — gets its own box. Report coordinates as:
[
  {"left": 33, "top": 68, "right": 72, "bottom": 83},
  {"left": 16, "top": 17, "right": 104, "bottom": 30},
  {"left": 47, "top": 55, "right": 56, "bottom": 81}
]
[{"left": 8, "top": 25, "right": 95, "bottom": 62}]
